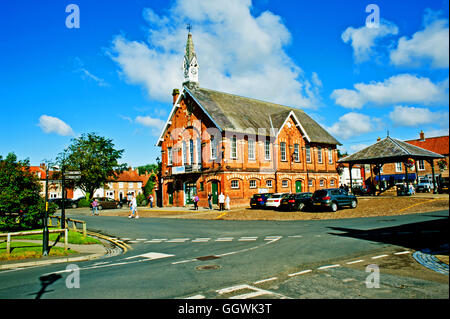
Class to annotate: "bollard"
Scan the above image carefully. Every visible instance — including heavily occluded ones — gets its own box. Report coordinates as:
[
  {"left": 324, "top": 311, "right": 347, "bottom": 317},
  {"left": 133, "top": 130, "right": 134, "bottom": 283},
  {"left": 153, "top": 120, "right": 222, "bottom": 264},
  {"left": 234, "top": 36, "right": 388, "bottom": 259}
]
[
  {"left": 6, "top": 233, "right": 11, "bottom": 255},
  {"left": 82, "top": 223, "right": 87, "bottom": 238},
  {"left": 64, "top": 229, "right": 68, "bottom": 251}
]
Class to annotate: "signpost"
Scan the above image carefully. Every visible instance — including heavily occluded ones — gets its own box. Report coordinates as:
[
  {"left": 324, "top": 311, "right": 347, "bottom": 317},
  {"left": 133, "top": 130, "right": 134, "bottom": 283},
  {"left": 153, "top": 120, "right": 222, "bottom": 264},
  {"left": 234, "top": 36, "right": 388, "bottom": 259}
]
[{"left": 61, "top": 171, "right": 81, "bottom": 228}]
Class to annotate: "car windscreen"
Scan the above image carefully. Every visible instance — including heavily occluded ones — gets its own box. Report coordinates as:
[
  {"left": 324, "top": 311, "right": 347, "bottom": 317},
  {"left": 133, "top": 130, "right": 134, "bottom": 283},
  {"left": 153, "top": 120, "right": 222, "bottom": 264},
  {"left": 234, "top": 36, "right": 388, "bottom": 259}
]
[
  {"left": 270, "top": 194, "right": 283, "bottom": 198},
  {"left": 313, "top": 190, "right": 328, "bottom": 198}
]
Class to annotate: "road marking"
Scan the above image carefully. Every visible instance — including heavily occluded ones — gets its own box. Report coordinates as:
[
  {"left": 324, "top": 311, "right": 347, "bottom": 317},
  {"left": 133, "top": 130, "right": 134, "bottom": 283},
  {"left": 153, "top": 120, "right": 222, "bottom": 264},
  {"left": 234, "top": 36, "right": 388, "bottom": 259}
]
[
  {"left": 217, "top": 284, "right": 250, "bottom": 295},
  {"left": 136, "top": 238, "right": 148, "bottom": 241},
  {"left": 166, "top": 238, "right": 190, "bottom": 243},
  {"left": 253, "top": 277, "right": 278, "bottom": 284},
  {"left": 125, "top": 252, "right": 175, "bottom": 260},
  {"left": 394, "top": 251, "right": 411, "bottom": 255},
  {"left": 238, "top": 237, "right": 258, "bottom": 241},
  {"left": 217, "top": 284, "right": 288, "bottom": 299},
  {"left": 215, "top": 237, "right": 234, "bottom": 242},
  {"left": 229, "top": 291, "right": 267, "bottom": 299},
  {"left": 318, "top": 264, "right": 340, "bottom": 270},
  {"left": 288, "top": 269, "right": 312, "bottom": 277},
  {"left": 288, "top": 235, "right": 303, "bottom": 238},
  {"left": 171, "top": 259, "right": 196, "bottom": 265},
  {"left": 192, "top": 238, "right": 211, "bottom": 242},
  {"left": 120, "top": 238, "right": 131, "bottom": 240},
  {"left": 128, "top": 241, "right": 139, "bottom": 243},
  {"left": 264, "top": 236, "right": 282, "bottom": 241},
  {"left": 186, "top": 294, "right": 206, "bottom": 299},
  {"left": 371, "top": 254, "right": 388, "bottom": 259},
  {"left": 346, "top": 259, "right": 364, "bottom": 264}
]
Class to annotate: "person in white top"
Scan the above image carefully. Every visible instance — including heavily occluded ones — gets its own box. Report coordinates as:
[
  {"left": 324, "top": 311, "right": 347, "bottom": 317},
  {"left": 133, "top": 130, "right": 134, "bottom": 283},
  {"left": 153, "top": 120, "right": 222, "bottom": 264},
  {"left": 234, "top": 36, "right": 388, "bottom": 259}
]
[
  {"left": 225, "top": 195, "right": 230, "bottom": 210},
  {"left": 218, "top": 193, "right": 225, "bottom": 211},
  {"left": 129, "top": 194, "right": 139, "bottom": 219}
]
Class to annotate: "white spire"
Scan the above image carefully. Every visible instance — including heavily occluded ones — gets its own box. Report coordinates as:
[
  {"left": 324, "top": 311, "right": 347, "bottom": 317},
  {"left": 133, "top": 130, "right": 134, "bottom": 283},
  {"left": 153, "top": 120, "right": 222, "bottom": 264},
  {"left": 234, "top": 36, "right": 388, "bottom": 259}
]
[{"left": 182, "top": 31, "right": 199, "bottom": 87}]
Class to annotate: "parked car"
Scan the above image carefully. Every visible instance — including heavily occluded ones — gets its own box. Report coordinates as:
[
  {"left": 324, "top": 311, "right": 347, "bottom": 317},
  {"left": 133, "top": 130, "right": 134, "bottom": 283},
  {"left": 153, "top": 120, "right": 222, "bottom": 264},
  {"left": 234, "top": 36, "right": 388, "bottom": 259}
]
[
  {"left": 352, "top": 185, "right": 372, "bottom": 196},
  {"left": 415, "top": 181, "right": 433, "bottom": 193},
  {"left": 279, "top": 192, "right": 313, "bottom": 211},
  {"left": 48, "top": 198, "right": 78, "bottom": 209},
  {"left": 438, "top": 179, "right": 449, "bottom": 194},
  {"left": 91, "top": 197, "right": 123, "bottom": 210},
  {"left": 310, "top": 188, "right": 357, "bottom": 212},
  {"left": 250, "top": 193, "right": 273, "bottom": 209},
  {"left": 265, "top": 193, "right": 289, "bottom": 209}
]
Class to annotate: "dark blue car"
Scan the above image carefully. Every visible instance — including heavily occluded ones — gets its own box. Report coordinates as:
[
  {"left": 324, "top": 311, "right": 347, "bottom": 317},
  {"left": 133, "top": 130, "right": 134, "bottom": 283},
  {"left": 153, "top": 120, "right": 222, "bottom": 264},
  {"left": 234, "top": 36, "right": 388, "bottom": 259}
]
[{"left": 250, "top": 193, "right": 273, "bottom": 209}]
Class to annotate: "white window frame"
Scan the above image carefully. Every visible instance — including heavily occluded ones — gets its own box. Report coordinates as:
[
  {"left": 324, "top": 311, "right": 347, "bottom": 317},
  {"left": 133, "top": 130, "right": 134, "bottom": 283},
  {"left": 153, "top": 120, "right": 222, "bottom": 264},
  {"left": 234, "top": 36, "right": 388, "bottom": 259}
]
[
  {"left": 317, "top": 147, "right": 322, "bottom": 164},
  {"left": 249, "top": 180, "right": 257, "bottom": 188},
  {"left": 168, "top": 147, "right": 173, "bottom": 166},
  {"left": 248, "top": 138, "right": 255, "bottom": 160},
  {"left": 328, "top": 148, "right": 333, "bottom": 164},
  {"left": 266, "top": 180, "right": 273, "bottom": 188},
  {"left": 306, "top": 146, "right": 311, "bottom": 163},
  {"left": 282, "top": 180, "right": 288, "bottom": 188},
  {"left": 231, "top": 136, "right": 237, "bottom": 159},
  {"left": 119, "top": 182, "right": 124, "bottom": 189},
  {"left": 294, "top": 144, "right": 299, "bottom": 162},
  {"left": 128, "top": 182, "right": 133, "bottom": 188},
  {"left": 265, "top": 140, "right": 271, "bottom": 161},
  {"left": 231, "top": 180, "right": 239, "bottom": 189},
  {"left": 418, "top": 160, "right": 425, "bottom": 171},
  {"left": 330, "top": 179, "right": 335, "bottom": 186},
  {"left": 210, "top": 136, "right": 217, "bottom": 160},
  {"left": 280, "top": 142, "right": 286, "bottom": 161},
  {"left": 308, "top": 179, "right": 313, "bottom": 187},
  {"left": 320, "top": 180, "right": 324, "bottom": 187},
  {"left": 395, "top": 162, "right": 403, "bottom": 172}
]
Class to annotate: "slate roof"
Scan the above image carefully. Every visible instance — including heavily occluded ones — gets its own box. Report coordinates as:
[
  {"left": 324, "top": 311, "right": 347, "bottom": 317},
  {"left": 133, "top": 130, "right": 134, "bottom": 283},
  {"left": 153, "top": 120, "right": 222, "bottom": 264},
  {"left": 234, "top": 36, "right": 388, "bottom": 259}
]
[
  {"left": 338, "top": 136, "right": 444, "bottom": 164},
  {"left": 185, "top": 86, "right": 341, "bottom": 145}
]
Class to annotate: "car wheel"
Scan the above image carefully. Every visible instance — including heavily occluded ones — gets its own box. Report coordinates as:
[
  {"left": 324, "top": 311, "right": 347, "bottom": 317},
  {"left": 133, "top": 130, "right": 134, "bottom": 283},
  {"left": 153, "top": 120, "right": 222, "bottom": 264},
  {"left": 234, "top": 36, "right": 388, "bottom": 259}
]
[
  {"left": 98, "top": 205, "right": 103, "bottom": 211},
  {"left": 117, "top": 204, "right": 122, "bottom": 209},
  {"left": 71, "top": 203, "right": 77, "bottom": 209},
  {"left": 330, "top": 202, "right": 338, "bottom": 212},
  {"left": 298, "top": 203, "right": 305, "bottom": 211},
  {"left": 350, "top": 200, "right": 357, "bottom": 208}
]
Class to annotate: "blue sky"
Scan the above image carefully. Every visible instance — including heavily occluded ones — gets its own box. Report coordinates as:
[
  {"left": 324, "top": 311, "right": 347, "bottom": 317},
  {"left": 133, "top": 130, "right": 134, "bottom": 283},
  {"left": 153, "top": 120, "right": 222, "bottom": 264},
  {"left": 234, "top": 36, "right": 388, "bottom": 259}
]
[{"left": 0, "top": 0, "right": 448, "bottom": 167}]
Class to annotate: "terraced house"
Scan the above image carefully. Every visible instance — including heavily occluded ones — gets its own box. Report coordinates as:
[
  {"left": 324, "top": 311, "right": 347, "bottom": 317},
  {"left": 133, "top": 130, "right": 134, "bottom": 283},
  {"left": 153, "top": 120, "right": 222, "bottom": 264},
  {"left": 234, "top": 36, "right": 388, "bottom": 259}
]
[{"left": 157, "top": 32, "right": 341, "bottom": 207}]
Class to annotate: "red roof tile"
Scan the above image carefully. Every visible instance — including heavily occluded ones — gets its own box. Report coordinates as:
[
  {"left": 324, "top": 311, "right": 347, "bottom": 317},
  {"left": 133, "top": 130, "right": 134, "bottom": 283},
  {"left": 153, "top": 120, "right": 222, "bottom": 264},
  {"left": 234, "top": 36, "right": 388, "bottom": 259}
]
[{"left": 405, "top": 135, "right": 449, "bottom": 156}]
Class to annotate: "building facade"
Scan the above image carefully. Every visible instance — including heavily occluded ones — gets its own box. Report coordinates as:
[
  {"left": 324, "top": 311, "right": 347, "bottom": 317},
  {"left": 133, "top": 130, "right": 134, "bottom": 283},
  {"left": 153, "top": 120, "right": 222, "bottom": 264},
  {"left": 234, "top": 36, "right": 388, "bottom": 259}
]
[{"left": 157, "top": 32, "right": 341, "bottom": 208}]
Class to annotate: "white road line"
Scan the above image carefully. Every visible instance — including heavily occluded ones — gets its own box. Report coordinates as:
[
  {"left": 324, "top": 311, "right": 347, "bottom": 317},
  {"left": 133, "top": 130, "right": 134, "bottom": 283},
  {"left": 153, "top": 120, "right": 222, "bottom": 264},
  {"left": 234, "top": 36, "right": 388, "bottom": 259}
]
[
  {"left": 128, "top": 241, "right": 139, "bottom": 243},
  {"left": 371, "top": 254, "right": 388, "bottom": 259},
  {"left": 121, "top": 238, "right": 131, "bottom": 240},
  {"left": 215, "top": 237, "right": 233, "bottom": 242},
  {"left": 394, "top": 251, "right": 411, "bottom": 255},
  {"left": 288, "top": 269, "right": 312, "bottom": 277},
  {"left": 238, "top": 237, "right": 258, "bottom": 241},
  {"left": 217, "top": 284, "right": 250, "bottom": 295},
  {"left": 264, "top": 236, "right": 282, "bottom": 241},
  {"left": 125, "top": 252, "right": 175, "bottom": 260},
  {"left": 317, "top": 264, "right": 340, "bottom": 270},
  {"left": 186, "top": 294, "right": 206, "bottom": 299},
  {"left": 145, "top": 240, "right": 163, "bottom": 243},
  {"left": 171, "top": 259, "right": 196, "bottom": 265},
  {"left": 253, "top": 277, "right": 278, "bottom": 284},
  {"left": 166, "top": 238, "right": 190, "bottom": 243},
  {"left": 346, "top": 259, "right": 364, "bottom": 264},
  {"left": 229, "top": 291, "right": 267, "bottom": 299},
  {"left": 136, "top": 238, "right": 148, "bottom": 241},
  {"left": 288, "top": 235, "right": 303, "bottom": 238}
]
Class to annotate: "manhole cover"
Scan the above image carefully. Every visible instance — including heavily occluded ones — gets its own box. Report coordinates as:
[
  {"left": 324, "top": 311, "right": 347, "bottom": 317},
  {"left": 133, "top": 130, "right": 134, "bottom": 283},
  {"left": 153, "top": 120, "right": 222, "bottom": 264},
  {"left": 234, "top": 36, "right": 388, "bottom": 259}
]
[
  {"left": 196, "top": 265, "right": 221, "bottom": 271},
  {"left": 196, "top": 255, "right": 219, "bottom": 261}
]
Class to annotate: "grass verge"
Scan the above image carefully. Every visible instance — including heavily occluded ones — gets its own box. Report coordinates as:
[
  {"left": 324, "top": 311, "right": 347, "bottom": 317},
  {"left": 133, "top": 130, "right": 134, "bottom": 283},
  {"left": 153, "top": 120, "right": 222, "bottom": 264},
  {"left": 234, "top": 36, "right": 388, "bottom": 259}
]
[{"left": 0, "top": 241, "right": 78, "bottom": 261}]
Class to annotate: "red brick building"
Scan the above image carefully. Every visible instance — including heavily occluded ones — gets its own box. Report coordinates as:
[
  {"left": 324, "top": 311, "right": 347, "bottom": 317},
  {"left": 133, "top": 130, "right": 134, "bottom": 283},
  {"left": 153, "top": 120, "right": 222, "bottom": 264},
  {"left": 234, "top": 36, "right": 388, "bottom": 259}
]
[
  {"left": 157, "top": 33, "right": 340, "bottom": 206},
  {"left": 156, "top": 32, "right": 341, "bottom": 208}
]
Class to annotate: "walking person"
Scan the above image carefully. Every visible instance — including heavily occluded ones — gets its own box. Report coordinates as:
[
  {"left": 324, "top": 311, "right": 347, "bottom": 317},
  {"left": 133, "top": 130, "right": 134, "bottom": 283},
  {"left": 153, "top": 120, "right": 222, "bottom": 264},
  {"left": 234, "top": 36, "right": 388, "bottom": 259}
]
[
  {"left": 207, "top": 193, "right": 213, "bottom": 210},
  {"left": 193, "top": 194, "right": 199, "bottom": 210},
  {"left": 225, "top": 194, "right": 230, "bottom": 210},
  {"left": 218, "top": 193, "right": 225, "bottom": 211},
  {"left": 148, "top": 194, "right": 154, "bottom": 208},
  {"left": 92, "top": 198, "right": 99, "bottom": 216},
  {"left": 129, "top": 194, "right": 139, "bottom": 219}
]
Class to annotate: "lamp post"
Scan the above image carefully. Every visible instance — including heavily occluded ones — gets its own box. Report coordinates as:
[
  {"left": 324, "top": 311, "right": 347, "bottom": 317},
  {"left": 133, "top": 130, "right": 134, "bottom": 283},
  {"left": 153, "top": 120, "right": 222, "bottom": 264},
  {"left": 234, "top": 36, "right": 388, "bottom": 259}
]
[{"left": 43, "top": 165, "right": 50, "bottom": 256}]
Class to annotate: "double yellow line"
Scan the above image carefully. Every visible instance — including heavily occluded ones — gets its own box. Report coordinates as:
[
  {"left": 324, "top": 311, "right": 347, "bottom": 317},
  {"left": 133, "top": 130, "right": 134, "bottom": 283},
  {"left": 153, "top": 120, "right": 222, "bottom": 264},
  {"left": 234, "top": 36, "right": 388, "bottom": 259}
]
[{"left": 396, "top": 198, "right": 439, "bottom": 213}]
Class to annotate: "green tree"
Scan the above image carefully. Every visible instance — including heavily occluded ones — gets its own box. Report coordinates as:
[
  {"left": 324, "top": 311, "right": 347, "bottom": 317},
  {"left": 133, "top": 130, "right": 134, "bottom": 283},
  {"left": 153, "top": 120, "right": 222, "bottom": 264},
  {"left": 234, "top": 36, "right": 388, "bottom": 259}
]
[
  {"left": 57, "top": 133, "right": 127, "bottom": 200},
  {"left": 0, "top": 153, "right": 47, "bottom": 231}
]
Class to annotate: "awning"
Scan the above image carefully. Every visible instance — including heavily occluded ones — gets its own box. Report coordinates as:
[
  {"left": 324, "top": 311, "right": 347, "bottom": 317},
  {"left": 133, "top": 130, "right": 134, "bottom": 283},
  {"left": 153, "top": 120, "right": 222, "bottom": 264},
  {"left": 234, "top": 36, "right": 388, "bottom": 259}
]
[{"left": 375, "top": 173, "right": 416, "bottom": 181}]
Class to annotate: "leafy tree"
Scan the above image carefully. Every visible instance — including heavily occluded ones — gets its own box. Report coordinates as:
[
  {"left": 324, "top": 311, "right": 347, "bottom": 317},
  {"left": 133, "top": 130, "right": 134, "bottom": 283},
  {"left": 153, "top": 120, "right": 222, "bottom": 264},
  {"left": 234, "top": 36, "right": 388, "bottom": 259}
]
[
  {"left": 0, "top": 153, "right": 53, "bottom": 231},
  {"left": 136, "top": 164, "right": 158, "bottom": 175},
  {"left": 57, "top": 133, "right": 127, "bottom": 200}
]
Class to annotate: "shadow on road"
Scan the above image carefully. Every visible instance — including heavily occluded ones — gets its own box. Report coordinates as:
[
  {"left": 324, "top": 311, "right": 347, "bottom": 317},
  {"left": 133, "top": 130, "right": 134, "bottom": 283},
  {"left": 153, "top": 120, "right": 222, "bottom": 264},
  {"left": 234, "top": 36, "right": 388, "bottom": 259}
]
[
  {"left": 29, "top": 273, "right": 62, "bottom": 299},
  {"left": 327, "top": 216, "right": 449, "bottom": 255}
]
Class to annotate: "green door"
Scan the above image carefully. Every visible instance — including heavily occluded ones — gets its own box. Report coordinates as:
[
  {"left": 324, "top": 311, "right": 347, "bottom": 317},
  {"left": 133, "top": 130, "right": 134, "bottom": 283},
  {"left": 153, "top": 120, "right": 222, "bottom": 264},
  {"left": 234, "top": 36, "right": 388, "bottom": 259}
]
[
  {"left": 295, "top": 180, "right": 302, "bottom": 193},
  {"left": 168, "top": 183, "right": 173, "bottom": 205},
  {"left": 211, "top": 181, "right": 218, "bottom": 204},
  {"left": 184, "top": 182, "right": 197, "bottom": 205}
]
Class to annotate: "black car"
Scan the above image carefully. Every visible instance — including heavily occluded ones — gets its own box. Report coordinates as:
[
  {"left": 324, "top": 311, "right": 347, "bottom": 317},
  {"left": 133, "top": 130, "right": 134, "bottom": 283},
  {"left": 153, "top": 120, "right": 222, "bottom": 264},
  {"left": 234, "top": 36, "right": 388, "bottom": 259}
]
[
  {"left": 48, "top": 198, "right": 78, "bottom": 209},
  {"left": 279, "top": 192, "right": 312, "bottom": 211},
  {"left": 250, "top": 193, "right": 273, "bottom": 209},
  {"left": 91, "top": 197, "right": 123, "bottom": 210},
  {"left": 310, "top": 188, "right": 357, "bottom": 212},
  {"left": 352, "top": 185, "right": 372, "bottom": 196}
]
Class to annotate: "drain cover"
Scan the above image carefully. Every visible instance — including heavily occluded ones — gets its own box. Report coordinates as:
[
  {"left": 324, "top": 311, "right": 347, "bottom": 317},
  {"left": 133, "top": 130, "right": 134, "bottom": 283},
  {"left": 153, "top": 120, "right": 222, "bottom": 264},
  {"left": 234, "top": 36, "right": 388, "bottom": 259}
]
[
  {"left": 196, "top": 255, "right": 219, "bottom": 261},
  {"left": 196, "top": 265, "right": 221, "bottom": 271}
]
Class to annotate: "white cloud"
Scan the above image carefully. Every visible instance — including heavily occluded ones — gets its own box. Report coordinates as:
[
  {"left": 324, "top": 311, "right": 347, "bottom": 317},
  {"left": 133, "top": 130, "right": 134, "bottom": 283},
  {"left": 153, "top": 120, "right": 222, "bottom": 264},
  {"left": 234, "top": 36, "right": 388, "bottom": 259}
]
[
  {"left": 341, "top": 19, "right": 398, "bottom": 63},
  {"left": 38, "top": 115, "right": 74, "bottom": 136},
  {"left": 390, "top": 14, "right": 449, "bottom": 69},
  {"left": 327, "top": 112, "right": 382, "bottom": 140},
  {"left": 80, "top": 68, "right": 109, "bottom": 87},
  {"left": 135, "top": 116, "right": 165, "bottom": 135},
  {"left": 108, "top": 0, "right": 322, "bottom": 108},
  {"left": 350, "top": 143, "right": 370, "bottom": 152},
  {"left": 331, "top": 74, "right": 448, "bottom": 109},
  {"left": 388, "top": 105, "right": 446, "bottom": 127}
]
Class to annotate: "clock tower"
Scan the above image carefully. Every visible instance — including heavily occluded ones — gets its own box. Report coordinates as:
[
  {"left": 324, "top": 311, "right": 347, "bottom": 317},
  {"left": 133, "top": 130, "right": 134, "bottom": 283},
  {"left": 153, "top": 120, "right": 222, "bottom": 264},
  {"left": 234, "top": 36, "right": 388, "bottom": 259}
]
[{"left": 182, "top": 31, "right": 199, "bottom": 89}]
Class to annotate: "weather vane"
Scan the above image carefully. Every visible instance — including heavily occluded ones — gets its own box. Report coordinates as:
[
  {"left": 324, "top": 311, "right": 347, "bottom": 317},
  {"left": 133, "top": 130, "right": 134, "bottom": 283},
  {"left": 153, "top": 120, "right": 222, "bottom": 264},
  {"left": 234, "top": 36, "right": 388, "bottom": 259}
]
[{"left": 187, "top": 24, "right": 192, "bottom": 33}]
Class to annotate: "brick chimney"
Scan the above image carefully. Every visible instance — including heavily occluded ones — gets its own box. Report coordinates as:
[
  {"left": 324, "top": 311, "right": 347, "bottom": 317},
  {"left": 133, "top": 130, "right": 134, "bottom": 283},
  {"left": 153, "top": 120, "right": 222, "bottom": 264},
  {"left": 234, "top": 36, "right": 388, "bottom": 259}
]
[
  {"left": 172, "top": 88, "right": 180, "bottom": 105},
  {"left": 419, "top": 130, "right": 425, "bottom": 141}
]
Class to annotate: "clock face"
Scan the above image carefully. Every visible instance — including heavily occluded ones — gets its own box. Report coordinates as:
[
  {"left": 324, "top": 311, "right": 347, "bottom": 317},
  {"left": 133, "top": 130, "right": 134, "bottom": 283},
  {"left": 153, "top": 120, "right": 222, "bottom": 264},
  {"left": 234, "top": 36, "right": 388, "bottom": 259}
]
[{"left": 191, "top": 68, "right": 197, "bottom": 75}]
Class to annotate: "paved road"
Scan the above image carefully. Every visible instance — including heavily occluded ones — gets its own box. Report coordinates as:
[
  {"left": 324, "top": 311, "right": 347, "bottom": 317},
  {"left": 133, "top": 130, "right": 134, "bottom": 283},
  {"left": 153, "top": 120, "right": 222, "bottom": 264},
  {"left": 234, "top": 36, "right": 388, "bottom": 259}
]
[{"left": 0, "top": 210, "right": 448, "bottom": 299}]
